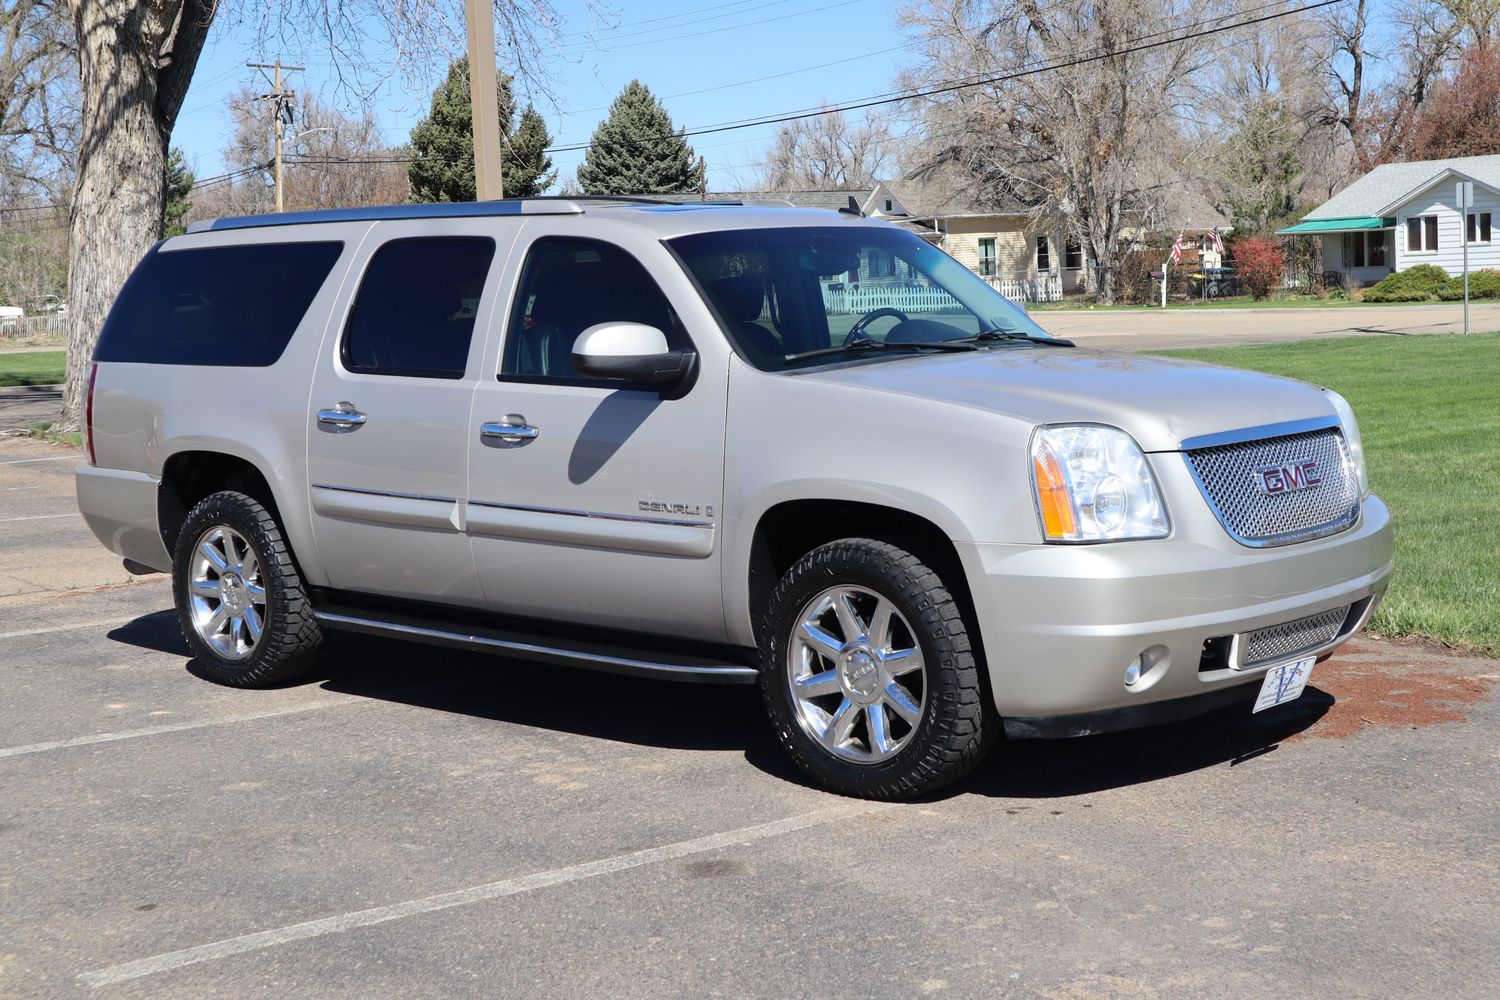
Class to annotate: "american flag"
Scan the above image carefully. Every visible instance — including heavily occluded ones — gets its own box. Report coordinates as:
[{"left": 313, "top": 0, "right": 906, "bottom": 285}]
[
  {"left": 1209, "top": 229, "right": 1225, "bottom": 254},
  {"left": 1169, "top": 230, "right": 1185, "bottom": 265}
]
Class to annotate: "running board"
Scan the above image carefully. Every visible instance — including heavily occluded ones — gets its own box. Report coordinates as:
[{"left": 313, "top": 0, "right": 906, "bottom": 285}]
[{"left": 312, "top": 605, "right": 759, "bottom": 685}]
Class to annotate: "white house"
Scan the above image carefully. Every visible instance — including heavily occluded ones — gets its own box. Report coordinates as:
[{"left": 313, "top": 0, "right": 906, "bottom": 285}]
[{"left": 1278, "top": 155, "right": 1500, "bottom": 287}]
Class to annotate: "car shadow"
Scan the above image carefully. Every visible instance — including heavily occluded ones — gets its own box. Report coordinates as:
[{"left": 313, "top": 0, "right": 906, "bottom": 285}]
[{"left": 106, "top": 613, "right": 1332, "bottom": 795}]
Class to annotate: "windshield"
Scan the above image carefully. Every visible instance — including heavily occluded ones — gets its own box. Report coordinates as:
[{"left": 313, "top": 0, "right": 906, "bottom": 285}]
[{"left": 668, "top": 225, "right": 1055, "bottom": 370}]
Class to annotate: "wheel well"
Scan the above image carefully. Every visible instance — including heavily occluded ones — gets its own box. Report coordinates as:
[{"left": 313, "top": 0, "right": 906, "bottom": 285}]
[
  {"left": 747, "top": 500, "right": 977, "bottom": 644},
  {"left": 158, "top": 451, "right": 281, "bottom": 553}
]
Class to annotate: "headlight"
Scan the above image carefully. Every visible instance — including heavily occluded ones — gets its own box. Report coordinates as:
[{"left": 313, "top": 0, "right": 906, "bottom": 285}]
[
  {"left": 1030, "top": 424, "right": 1169, "bottom": 542},
  {"left": 1324, "top": 389, "right": 1369, "bottom": 497}
]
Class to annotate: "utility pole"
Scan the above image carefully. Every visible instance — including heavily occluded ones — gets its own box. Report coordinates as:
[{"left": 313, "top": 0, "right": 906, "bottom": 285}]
[
  {"left": 1458, "top": 181, "right": 1473, "bottom": 336},
  {"left": 247, "top": 59, "right": 304, "bottom": 213},
  {"left": 463, "top": 0, "right": 504, "bottom": 200}
]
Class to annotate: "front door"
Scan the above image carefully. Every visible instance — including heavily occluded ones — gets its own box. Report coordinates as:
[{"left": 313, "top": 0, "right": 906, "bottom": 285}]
[
  {"left": 306, "top": 222, "right": 511, "bottom": 607},
  {"left": 466, "top": 224, "right": 730, "bottom": 640}
]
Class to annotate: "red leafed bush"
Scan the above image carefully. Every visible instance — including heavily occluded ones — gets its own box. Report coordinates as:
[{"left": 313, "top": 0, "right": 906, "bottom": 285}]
[{"left": 1233, "top": 235, "right": 1287, "bottom": 300}]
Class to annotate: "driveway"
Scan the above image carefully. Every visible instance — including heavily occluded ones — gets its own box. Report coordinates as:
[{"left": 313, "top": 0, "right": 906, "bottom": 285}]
[
  {"left": 2, "top": 435, "right": 1498, "bottom": 998},
  {"left": 1038, "top": 301, "right": 1500, "bottom": 351}
]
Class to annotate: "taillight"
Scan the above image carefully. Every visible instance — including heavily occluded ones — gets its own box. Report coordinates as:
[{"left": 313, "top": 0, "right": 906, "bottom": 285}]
[{"left": 84, "top": 362, "right": 98, "bottom": 466}]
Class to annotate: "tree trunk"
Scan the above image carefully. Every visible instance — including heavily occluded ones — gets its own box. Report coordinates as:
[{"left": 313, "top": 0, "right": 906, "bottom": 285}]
[{"left": 59, "top": 0, "right": 212, "bottom": 430}]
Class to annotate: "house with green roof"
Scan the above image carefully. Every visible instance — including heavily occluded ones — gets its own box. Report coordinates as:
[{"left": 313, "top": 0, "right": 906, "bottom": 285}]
[{"left": 1279, "top": 155, "right": 1499, "bottom": 288}]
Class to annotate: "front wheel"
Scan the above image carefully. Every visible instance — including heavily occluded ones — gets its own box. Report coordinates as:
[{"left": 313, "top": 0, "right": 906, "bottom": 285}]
[
  {"left": 172, "top": 490, "right": 324, "bottom": 687},
  {"left": 759, "top": 538, "right": 993, "bottom": 799}
]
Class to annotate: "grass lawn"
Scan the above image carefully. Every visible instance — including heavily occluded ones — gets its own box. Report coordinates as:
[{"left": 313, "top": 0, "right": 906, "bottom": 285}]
[
  {"left": 0, "top": 350, "right": 66, "bottom": 387},
  {"left": 1158, "top": 332, "right": 1500, "bottom": 655},
  {"left": 1030, "top": 296, "right": 1450, "bottom": 312}
]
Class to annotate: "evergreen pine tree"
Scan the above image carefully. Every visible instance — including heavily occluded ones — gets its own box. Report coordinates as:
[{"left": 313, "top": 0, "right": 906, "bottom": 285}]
[
  {"left": 507, "top": 104, "right": 556, "bottom": 198},
  {"left": 161, "top": 148, "right": 194, "bottom": 236},
  {"left": 576, "top": 81, "right": 700, "bottom": 195},
  {"left": 408, "top": 59, "right": 554, "bottom": 201}
]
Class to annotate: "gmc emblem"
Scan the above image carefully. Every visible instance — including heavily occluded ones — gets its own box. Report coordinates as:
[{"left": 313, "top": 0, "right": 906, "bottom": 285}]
[{"left": 1255, "top": 459, "right": 1322, "bottom": 495}]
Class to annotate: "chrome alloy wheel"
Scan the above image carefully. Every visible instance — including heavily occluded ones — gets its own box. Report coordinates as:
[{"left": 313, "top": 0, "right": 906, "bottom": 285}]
[
  {"left": 187, "top": 525, "right": 266, "bottom": 661},
  {"left": 786, "top": 585, "right": 927, "bottom": 764}
]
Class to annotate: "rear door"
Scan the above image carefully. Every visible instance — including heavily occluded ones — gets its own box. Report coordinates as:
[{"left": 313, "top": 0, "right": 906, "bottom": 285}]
[
  {"left": 306, "top": 220, "right": 515, "bottom": 607},
  {"left": 465, "top": 219, "right": 731, "bottom": 640}
]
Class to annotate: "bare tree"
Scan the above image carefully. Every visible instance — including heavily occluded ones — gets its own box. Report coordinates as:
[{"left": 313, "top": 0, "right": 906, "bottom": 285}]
[
  {"left": 1318, "top": 0, "right": 1385, "bottom": 171},
  {"left": 756, "top": 107, "right": 894, "bottom": 191},
  {"left": 204, "top": 85, "right": 409, "bottom": 217},
  {"left": 1, "top": 0, "right": 76, "bottom": 197},
  {"left": 58, "top": 0, "right": 572, "bottom": 430},
  {"left": 1393, "top": 0, "right": 1464, "bottom": 109},
  {"left": 900, "top": 0, "right": 1222, "bottom": 303},
  {"left": 1200, "top": 6, "right": 1336, "bottom": 228}
]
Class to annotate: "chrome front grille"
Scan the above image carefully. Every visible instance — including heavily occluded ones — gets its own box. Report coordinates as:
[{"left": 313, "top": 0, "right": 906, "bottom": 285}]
[
  {"left": 1185, "top": 427, "right": 1360, "bottom": 546},
  {"left": 1241, "top": 606, "right": 1349, "bottom": 667}
]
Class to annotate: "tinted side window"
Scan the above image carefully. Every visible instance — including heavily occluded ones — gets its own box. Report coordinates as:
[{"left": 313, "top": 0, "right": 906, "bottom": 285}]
[
  {"left": 94, "top": 242, "right": 343, "bottom": 366},
  {"left": 501, "top": 238, "right": 688, "bottom": 381},
  {"left": 343, "top": 236, "right": 496, "bottom": 379}
]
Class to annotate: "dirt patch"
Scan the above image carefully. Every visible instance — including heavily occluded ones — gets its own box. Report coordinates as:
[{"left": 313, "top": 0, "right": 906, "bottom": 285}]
[{"left": 1292, "top": 637, "right": 1499, "bottom": 741}]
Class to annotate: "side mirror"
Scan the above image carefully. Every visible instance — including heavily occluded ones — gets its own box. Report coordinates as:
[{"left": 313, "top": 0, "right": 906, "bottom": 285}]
[{"left": 572, "top": 322, "right": 695, "bottom": 385}]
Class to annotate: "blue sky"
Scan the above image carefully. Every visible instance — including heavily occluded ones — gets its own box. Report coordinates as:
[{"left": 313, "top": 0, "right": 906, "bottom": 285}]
[{"left": 171, "top": 0, "right": 909, "bottom": 193}]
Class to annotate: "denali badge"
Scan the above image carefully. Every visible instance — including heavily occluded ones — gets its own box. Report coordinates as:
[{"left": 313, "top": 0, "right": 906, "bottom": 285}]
[
  {"left": 639, "top": 500, "right": 714, "bottom": 518},
  {"left": 1254, "top": 460, "right": 1321, "bottom": 496}
]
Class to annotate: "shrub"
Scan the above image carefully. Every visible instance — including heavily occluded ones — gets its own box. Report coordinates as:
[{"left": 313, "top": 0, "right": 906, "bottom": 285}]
[
  {"left": 1437, "top": 268, "right": 1500, "bottom": 300},
  {"left": 1363, "top": 263, "right": 1451, "bottom": 302},
  {"left": 1116, "top": 248, "right": 1161, "bottom": 304},
  {"left": 1231, "top": 235, "right": 1286, "bottom": 300}
]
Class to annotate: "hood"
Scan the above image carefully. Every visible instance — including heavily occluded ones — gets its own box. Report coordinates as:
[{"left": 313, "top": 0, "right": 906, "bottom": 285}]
[{"left": 797, "top": 347, "right": 1334, "bottom": 452}]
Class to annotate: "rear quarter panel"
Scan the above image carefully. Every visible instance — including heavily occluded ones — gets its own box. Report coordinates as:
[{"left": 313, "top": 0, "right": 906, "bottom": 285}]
[{"left": 86, "top": 224, "right": 373, "bottom": 584}]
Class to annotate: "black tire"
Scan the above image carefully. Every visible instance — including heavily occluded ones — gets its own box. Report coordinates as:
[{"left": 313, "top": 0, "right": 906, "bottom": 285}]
[
  {"left": 172, "top": 490, "right": 323, "bottom": 687},
  {"left": 759, "top": 538, "right": 992, "bottom": 800}
]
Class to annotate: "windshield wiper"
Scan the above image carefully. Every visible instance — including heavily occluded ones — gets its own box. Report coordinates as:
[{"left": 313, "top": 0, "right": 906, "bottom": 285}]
[
  {"left": 784, "top": 338, "right": 978, "bottom": 364},
  {"left": 950, "top": 329, "right": 1076, "bottom": 348}
]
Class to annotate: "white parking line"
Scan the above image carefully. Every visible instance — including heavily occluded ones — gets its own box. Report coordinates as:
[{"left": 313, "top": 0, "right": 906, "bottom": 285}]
[
  {"left": 0, "top": 700, "right": 353, "bottom": 760},
  {"left": 0, "top": 455, "right": 77, "bottom": 465},
  {"left": 0, "top": 617, "right": 138, "bottom": 640},
  {"left": 0, "top": 512, "right": 77, "bottom": 522},
  {"left": 79, "top": 801, "right": 887, "bottom": 988}
]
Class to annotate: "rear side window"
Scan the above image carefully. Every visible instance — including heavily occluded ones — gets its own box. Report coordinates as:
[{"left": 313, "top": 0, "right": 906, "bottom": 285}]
[
  {"left": 94, "top": 242, "right": 343, "bottom": 366},
  {"left": 342, "top": 236, "right": 496, "bottom": 379}
]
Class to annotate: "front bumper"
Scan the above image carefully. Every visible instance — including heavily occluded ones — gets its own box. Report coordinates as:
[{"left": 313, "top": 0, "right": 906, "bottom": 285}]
[{"left": 960, "top": 493, "right": 1393, "bottom": 732}]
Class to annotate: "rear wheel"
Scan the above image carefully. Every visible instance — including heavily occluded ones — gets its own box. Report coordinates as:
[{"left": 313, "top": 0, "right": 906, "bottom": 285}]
[
  {"left": 172, "top": 490, "right": 323, "bottom": 687},
  {"left": 759, "top": 538, "right": 992, "bottom": 799}
]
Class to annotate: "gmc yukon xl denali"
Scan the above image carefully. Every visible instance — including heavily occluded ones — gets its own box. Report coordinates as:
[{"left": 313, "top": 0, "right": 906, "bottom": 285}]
[{"left": 76, "top": 198, "right": 1393, "bottom": 799}]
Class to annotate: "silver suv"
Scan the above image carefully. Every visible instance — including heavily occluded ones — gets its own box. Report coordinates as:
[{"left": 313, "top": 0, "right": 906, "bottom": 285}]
[{"left": 76, "top": 198, "right": 1393, "bottom": 799}]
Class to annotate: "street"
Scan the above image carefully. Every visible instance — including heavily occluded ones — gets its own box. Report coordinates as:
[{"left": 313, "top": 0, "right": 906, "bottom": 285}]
[
  {"left": 1035, "top": 301, "right": 1500, "bottom": 350},
  {"left": 2, "top": 434, "right": 1497, "bottom": 998}
]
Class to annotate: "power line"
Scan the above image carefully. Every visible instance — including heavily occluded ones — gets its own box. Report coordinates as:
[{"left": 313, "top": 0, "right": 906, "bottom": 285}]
[
  {"left": 553, "top": 0, "right": 863, "bottom": 55},
  {"left": 557, "top": 0, "right": 783, "bottom": 39},
  {"left": 557, "top": 43, "right": 911, "bottom": 118},
  {"left": 558, "top": 0, "right": 805, "bottom": 44},
  {"left": 676, "top": 0, "right": 1299, "bottom": 134},
  {"left": 257, "top": 1, "right": 1338, "bottom": 175},
  {"left": 545, "top": 0, "right": 1340, "bottom": 155}
]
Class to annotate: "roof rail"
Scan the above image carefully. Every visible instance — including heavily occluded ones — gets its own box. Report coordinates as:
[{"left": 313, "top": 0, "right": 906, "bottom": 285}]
[{"left": 185, "top": 198, "right": 587, "bottom": 234}]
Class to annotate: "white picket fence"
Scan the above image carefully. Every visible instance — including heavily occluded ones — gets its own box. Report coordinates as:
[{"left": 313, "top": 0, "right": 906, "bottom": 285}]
[
  {"left": 821, "top": 283, "right": 957, "bottom": 316},
  {"left": 0, "top": 314, "right": 67, "bottom": 340},
  {"left": 818, "top": 272, "right": 1063, "bottom": 316},
  {"left": 982, "top": 274, "right": 1063, "bottom": 303}
]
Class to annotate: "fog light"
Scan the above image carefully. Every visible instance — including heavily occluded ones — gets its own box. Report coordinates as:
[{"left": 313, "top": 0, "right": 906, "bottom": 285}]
[{"left": 1124, "top": 657, "right": 1143, "bottom": 686}]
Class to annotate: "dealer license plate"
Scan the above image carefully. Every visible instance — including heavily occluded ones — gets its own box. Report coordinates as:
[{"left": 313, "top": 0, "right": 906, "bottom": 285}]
[{"left": 1252, "top": 656, "right": 1316, "bottom": 714}]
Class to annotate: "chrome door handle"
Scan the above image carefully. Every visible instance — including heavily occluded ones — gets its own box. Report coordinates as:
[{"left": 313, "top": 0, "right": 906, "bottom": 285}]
[
  {"left": 317, "top": 402, "right": 366, "bottom": 428},
  {"left": 481, "top": 415, "right": 539, "bottom": 443}
]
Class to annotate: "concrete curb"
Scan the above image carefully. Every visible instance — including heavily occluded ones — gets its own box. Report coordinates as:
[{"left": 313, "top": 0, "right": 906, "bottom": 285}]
[{"left": 0, "top": 383, "right": 63, "bottom": 395}]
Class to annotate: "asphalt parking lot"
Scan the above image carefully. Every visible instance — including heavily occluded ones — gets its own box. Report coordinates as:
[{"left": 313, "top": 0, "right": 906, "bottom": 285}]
[{"left": 3, "top": 435, "right": 1499, "bottom": 999}]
